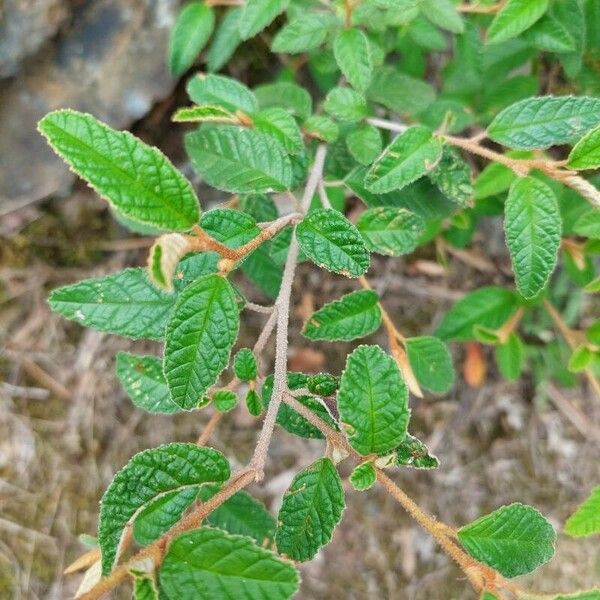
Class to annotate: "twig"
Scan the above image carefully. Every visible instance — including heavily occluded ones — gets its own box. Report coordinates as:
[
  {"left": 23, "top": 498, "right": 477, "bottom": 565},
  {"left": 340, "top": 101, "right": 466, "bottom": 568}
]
[
  {"left": 196, "top": 411, "right": 223, "bottom": 446},
  {"left": 249, "top": 144, "right": 328, "bottom": 479},
  {"left": 367, "top": 117, "right": 407, "bottom": 134},
  {"left": 245, "top": 301, "right": 274, "bottom": 314},
  {"left": 457, "top": 1, "right": 505, "bottom": 13}
]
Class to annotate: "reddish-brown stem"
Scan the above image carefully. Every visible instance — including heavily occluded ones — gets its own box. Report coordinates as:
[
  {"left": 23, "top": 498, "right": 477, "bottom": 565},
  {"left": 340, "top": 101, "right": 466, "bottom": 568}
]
[
  {"left": 196, "top": 411, "right": 223, "bottom": 446},
  {"left": 457, "top": 1, "right": 505, "bottom": 14}
]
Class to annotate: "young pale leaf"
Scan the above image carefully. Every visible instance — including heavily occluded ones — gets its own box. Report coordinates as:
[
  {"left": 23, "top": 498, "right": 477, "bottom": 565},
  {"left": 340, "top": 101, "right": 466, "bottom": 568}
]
[
  {"left": 48, "top": 269, "right": 175, "bottom": 340},
  {"left": 346, "top": 124, "right": 382, "bottom": 166},
  {"left": 421, "top": 0, "right": 464, "bottom": 34},
  {"left": 487, "top": 0, "right": 549, "bottom": 45},
  {"left": 303, "top": 289, "right": 382, "bottom": 341},
  {"left": 333, "top": 28, "right": 373, "bottom": 93},
  {"left": 197, "top": 486, "right": 277, "bottom": 544},
  {"left": 186, "top": 73, "right": 258, "bottom": 114},
  {"left": 164, "top": 274, "right": 240, "bottom": 410},
  {"left": 297, "top": 208, "right": 370, "bottom": 277},
  {"left": 205, "top": 7, "right": 242, "bottom": 72},
  {"left": 276, "top": 458, "right": 345, "bottom": 561},
  {"left": 565, "top": 486, "right": 600, "bottom": 538},
  {"left": 98, "top": 444, "right": 229, "bottom": 574},
  {"left": 168, "top": 3, "right": 215, "bottom": 76},
  {"left": 349, "top": 462, "right": 377, "bottom": 491},
  {"left": 357, "top": 207, "right": 425, "bottom": 256},
  {"left": 487, "top": 96, "right": 600, "bottom": 150},
  {"left": 365, "top": 126, "right": 443, "bottom": 194},
  {"left": 323, "top": 87, "right": 368, "bottom": 122},
  {"left": 159, "top": 528, "right": 299, "bottom": 600},
  {"left": 568, "top": 126, "right": 600, "bottom": 170},
  {"left": 271, "top": 13, "right": 338, "bottom": 54},
  {"left": 38, "top": 110, "right": 199, "bottom": 231},
  {"left": 495, "top": 332, "right": 525, "bottom": 380},
  {"left": 428, "top": 147, "right": 473, "bottom": 207},
  {"left": 396, "top": 433, "right": 440, "bottom": 469},
  {"left": 304, "top": 115, "right": 339, "bottom": 143},
  {"left": 435, "top": 287, "right": 520, "bottom": 342},
  {"left": 172, "top": 104, "right": 238, "bottom": 124},
  {"left": 147, "top": 233, "right": 193, "bottom": 292},
  {"left": 133, "top": 488, "right": 199, "bottom": 546},
  {"left": 457, "top": 503, "right": 556, "bottom": 578},
  {"left": 262, "top": 373, "right": 338, "bottom": 439},
  {"left": 233, "top": 348, "right": 257, "bottom": 381},
  {"left": 405, "top": 336, "right": 454, "bottom": 394},
  {"left": 504, "top": 177, "right": 561, "bottom": 299},
  {"left": 252, "top": 107, "right": 304, "bottom": 154},
  {"left": 115, "top": 352, "right": 180, "bottom": 414},
  {"left": 338, "top": 345, "right": 410, "bottom": 456},
  {"left": 185, "top": 125, "right": 293, "bottom": 193},
  {"left": 239, "top": 0, "right": 288, "bottom": 40}
]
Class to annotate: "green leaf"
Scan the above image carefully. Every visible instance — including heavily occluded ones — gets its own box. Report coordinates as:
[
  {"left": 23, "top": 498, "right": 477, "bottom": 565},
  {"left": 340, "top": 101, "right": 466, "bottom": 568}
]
[
  {"left": 98, "top": 443, "right": 229, "bottom": 574},
  {"left": 303, "top": 115, "right": 339, "bottom": 143},
  {"left": 271, "top": 13, "right": 338, "bottom": 54},
  {"left": 48, "top": 268, "right": 175, "bottom": 340},
  {"left": 115, "top": 352, "right": 180, "bottom": 414},
  {"left": 504, "top": 176, "right": 561, "bottom": 299},
  {"left": 349, "top": 462, "right": 377, "bottom": 491},
  {"left": 495, "top": 332, "right": 525, "bottom": 380},
  {"left": 233, "top": 348, "right": 257, "bottom": 381},
  {"left": 262, "top": 373, "right": 338, "bottom": 439},
  {"left": 357, "top": 207, "right": 425, "bottom": 256},
  {"left": 567, "top": 345, "right": 593, "bottom": 373},
  {"left": 323, "top": 87, "right": 368, "bottom": 122},
  {"left": 276, "top": 458, "right": 345, "bottom": 561},
  {"left": 240, "top": 243, "right": 283, "bottom": 298},
  {"left": 333, "top": 28, "right": 373, "bottom": 93},
  {"left": 239, "top": 0, "right": 289, "bottom": 40},
  {"left": 435, "top": 287, "right": 520, "bottom": 342},
  {"left": 187, "top": 74, "right": 258, "bottom": 114},
  {"left": 38, "top": 110, "right": 199, "bottom": 231},
  {"left": 246, "top": 389, "right": 262, "bottom": 416},
  {"left": 523, "top": 15, "right": 576, "bottom": 53},
  {"left": 365, "top": 126, "right": 443, "bottom": 194},
  {"left": 568, "top": 126, "right": 600, "bottom": 170},
  {"left": 213, "top": 389, "right": 238, "bottom": 412},
  {"left": 159, "top": 528, "right": 299, "bottom": 599},
  {"left": 164, "top": 274, "right": 240, "bottom": 410},
  {"left": 481, "top": 593, "right": 500, "bottom": 600},
  {"left": 296, "top": 208, "right": 370, "bottom": 277},
  {"left": 132, "top": 573, "right": 158, "bottom": 600},
  {"left": 338, "top": 345, "right": 410, "bottom": 456},
  {"left": 133, "top": 487, "right": 199, "bottom": 546},
  {"left": 185, "top": 124, "right": 293, "bottom": 193},
  {"left": 421, "top": 0, "right": 464, "bottom": 34},
  {"left": 487, "top": 96, "right": 600, "bottom": 149},
  {"left": 457, "top": 503, "right": 556, "bottom": 578},
  {"left": 367, "top": 66, "right": 436, "bottom": 115},
  {"left": 573, "top": 211, "right": 600, "bottom": 239},
  {"left": 172, "top": 104, "right": 238, "bottom": 123},
  {"left": 428, "top": 147, "right": 473, "bottom": 207},
  {"left": 303, "top": 289, "right": 382, "bottom": 341},
  {"left": 307, "top": 373, "right": 339, "bottom": 396},
  {"left": 205, "top": 8, "right": 242, "bottom": 72},
  {"left": 200, "top": 208, "right": 260, "bottom": 247},
  {"left": 198, "top": 486, "right": 277, "bottom": 545},
  {"left": 252, "top": 107, "right": 304, "bottom": 154},
  {"left": 487, "top": 0, "right": 549, "bottom": 45},
  {"left": 565, "top": 486, "right": 600, "bottom": 537},
  {"left": 346, "top": 124, "right": 382, "bottom": 166},
  {"left": 169, "top": 3, "right": 215, "bottom": 76},
  {"left": 405, "top": 336, "right": 454, "bottom": 394},
  {"left": 395, "top": 433, "right": 440, "bottom": 469},
  {"left": 254, "top": 82, "right": 312, "bottom": 120}
]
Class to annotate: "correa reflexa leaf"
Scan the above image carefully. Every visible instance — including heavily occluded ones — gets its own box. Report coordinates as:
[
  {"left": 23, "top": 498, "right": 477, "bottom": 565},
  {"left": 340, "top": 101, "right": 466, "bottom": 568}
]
[
  {"left": 337, "top": 345, "right": 410, "bottom": 455},
  {"left": 458, "top": 503, "right": 556, "bottom": 578},
  {"left": 276, "top": 458, "right": 345, "bottom": 561},
  {"left": 333, "top": 28, "right": 372, "bottom": 93},
  {"left": 564, "top": 486, "right": 600, "bottom": 538},
  {"left": 98, "top": 444, "right": 229, "bottom": 574},
  {"left": 349, "top": 462, "right": 377, "bottom": 491},
  {"left": 159, "top": 527, "right": 299, "bottom": 600},
  {"left": 38, "top": 110, "right": 200, "bottom": 231},
  {"left": 486, "top": 0, "right": 549, "bottom": 45},
  {"left": 164, "top": 274, "right": 240, "bottom": 410},
  {"left": 405, "top": 336, "right": 454, "bottom": 394}
]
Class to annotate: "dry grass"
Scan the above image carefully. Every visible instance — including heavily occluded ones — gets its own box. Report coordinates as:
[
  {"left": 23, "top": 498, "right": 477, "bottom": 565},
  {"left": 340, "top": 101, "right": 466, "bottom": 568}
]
[{"left": 1, "top": 187, "right": 599, "bottom": 600}]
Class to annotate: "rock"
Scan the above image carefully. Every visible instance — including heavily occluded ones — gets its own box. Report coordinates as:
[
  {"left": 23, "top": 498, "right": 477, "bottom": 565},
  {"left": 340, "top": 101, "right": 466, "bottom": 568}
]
[{"left": 0, "top": 0, "right": 180, "bottom": 208}]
